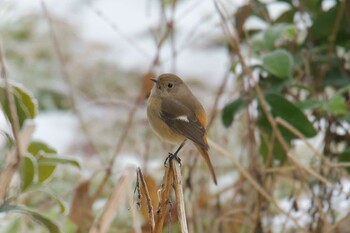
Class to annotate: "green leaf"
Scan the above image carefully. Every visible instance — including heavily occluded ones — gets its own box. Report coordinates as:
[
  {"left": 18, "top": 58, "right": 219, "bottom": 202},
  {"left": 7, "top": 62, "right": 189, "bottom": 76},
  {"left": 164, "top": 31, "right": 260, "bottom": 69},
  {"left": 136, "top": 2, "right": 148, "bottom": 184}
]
[
  {"left": 0, "top": 82, "right": 37, "bottom": 128},
  {"left": 40, "top": 189, "right": 66, "bottom": 213},
  {"left": 1, "top": 218, "right": 22, "bottom": 233},
  {"left": 267, "top": 94, "right": 317, "bottom": 138},
  {"left": 258, "top": 94, "right": 317, "bottom": 164},
  {"left": 263, "top": 23, "right": 297, "bottom": 49},
  {"left": 36, "top": 88, "right": 70, "bottom": 111},
  {"left": 259, "top": 94, "right": 317, "bottom": 141},
  {"left": 0, "top": 203, "right": 60, "bottom": 233},
  {"left": 321, "top": 95, "right": 347, "bottom": 115},
  {"left": 259, "top": 133, "right": 287, "bottom": 165},
  {"left": 310, "top": 4, "right": 350, "bottom": 45},
  {"left": 325, "top": 67, "right": 350, "bottom": 88},
  {"left": 262, "top": 49, "right": 294, "bottom": 79},
  {"left": 275, "top": 9, "right": 295, "bottom": 23},
  {"left": 295, "top": 99, "right": 322, "bottom": 110},
  {"left": 37, "top": 163, "right": 56, "bottom": 183},
  {"left": 20, "top": 154, "right": 36, "bottom": 191},
  {"left": 38, "top": 155, "right": 80, "bottom": 168},
  {"left": 28, "top": 141, "right": 57, "bottom": 155},
  {"left": 28, "top": 141, "right": 57, "bottom": 183},
  {"left": 28, "top": 141, "right": 80, "bottom": 183},
  {"left": 339, "top": 148, "right": 350, "bottom": 174},
  {"left": 343, "top": 115, "right": 350, "bottom": 124},
  {"left": 222, "top": 97, "right": 246, "bottom": 127}
]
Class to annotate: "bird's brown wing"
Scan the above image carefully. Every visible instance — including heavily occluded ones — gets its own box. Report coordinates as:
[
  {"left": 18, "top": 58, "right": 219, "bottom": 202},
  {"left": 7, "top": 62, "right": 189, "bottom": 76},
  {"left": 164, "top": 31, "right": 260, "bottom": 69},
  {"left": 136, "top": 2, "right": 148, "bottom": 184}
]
[{"left": 160, "top": 98, "right": 208, "bottom": 150}]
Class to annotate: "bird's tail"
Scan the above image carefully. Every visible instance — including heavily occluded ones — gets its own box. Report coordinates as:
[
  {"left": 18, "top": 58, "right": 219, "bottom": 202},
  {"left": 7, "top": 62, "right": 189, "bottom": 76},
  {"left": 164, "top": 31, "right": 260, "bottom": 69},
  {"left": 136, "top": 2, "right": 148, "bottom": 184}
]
[{"left": 195, "top": 145, "right": 217, "bottom": 185}]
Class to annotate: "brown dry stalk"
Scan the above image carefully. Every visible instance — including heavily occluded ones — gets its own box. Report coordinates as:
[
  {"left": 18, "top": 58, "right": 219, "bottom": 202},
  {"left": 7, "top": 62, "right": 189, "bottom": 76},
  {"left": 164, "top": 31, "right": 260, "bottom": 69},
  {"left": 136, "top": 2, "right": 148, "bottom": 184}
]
[
  {"left": 154, "top": 164, "right": 173, "bottom": 233},
  {"left": 41, "top": 1, "right": 101, "bottom": 162},
  {"left": 137, "top": 168, "right": 155, "bottom": 232},
  {"left": 89, "top": 167, "right": 133, "bottom": 233},
  {"left": 127, "top": 183, "right": 142, "bottom": 233},
  {"left": 0, "top": 43, "right": 28, "bottom": 201},
  {"left": 0, "top": 123, "right": 35, "bottom": 201},
  {"left": 154, "top": 158, "right": 188, "bottom": 233},
  {"left": 275, "top": 117, "right": 348, "bottom": 187},
  {"left": 171, "top": 160, "right": 189, "bottom": 233},
  {"left": 208, "top": 138, "right": 306, "bottom": 232},
  {"left": 207, "top": 68, "right": 231, "bottom": 129},
  {"left": 0, "top": 43, "right": 21, "bottom": 161}
]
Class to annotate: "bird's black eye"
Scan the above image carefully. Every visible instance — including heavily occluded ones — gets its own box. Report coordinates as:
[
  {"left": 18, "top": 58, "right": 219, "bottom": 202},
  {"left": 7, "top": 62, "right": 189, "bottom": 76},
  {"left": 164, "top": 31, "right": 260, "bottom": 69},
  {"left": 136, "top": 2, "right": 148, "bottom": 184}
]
[{"left": 168, "top": 83, "right": 173, "bottom": 88}]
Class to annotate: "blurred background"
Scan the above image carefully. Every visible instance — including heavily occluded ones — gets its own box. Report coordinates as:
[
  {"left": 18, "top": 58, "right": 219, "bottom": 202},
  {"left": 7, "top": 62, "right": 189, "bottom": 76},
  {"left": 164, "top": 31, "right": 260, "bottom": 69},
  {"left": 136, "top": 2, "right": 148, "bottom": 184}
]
[{"left": 0, "top": 0, "right": 350, "bottom": 232}]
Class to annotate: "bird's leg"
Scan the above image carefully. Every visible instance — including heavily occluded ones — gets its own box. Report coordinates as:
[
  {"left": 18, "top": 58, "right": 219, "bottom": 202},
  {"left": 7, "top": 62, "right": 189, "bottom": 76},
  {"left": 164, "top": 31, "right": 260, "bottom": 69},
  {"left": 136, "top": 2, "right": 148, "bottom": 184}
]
[{"left": 164, "top": 140, "right": 186, "bottom": 167}]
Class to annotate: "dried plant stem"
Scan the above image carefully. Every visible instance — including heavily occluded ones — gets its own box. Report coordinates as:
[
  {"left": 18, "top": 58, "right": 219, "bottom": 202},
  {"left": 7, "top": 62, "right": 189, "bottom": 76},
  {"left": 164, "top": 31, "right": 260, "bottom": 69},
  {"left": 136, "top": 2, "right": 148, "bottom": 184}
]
[
  {"left": 41, "top": 1, "right": 100, "bottom": 160},
  {"left": 255, "top": 81, "right": 332, "bottom": 187},
  {"left": 208, "top": 138, "right": 306, "bottom": 232},
  {"left": 127, "top": 185, "right": 142, "bottom": 233},
  {"left": 89, "top": 168, "right": 133, "bottom": 233},
  {"left": 0, "top": 123, "right": 35, "bottom": 201},
  {"left": 155, "top": 164, "right": 173, "bottom": 233},
  {"left": 154, "top": 157, "right": 189, "bottom": 233},
  {"left": 275, "top": 117, "right": 343, "bottom": 172},
  {"left": 213, "top": 0, "right": 332, "bottom": 187},
  {"left": 328, "top": 0, "right": 346, "bottom": 52},
  {"left": 264, "top": 162, "right": 350, "bottom": 173},
  {"left": 0, "top": 44, "right": 21, "bottom": 160},
  {"left": 137, "top": 168, "right": 155, "bottom": 232},
  {"left": 0, "top": 43, "right": 26, "bottom": 201},
  {"left": 207, "top": 68, "right": 231, "bottom": 129},
  {"left": 171, "top": 160, "right": 188, "bottom": 233}
]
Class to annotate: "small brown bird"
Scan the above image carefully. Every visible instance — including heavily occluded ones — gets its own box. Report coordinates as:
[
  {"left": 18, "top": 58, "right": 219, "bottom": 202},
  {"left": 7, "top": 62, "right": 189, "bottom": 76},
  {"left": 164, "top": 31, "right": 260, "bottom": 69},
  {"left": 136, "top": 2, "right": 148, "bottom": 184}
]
[{"left": 147, "top": 73, "right": 217, "bottom": 185}]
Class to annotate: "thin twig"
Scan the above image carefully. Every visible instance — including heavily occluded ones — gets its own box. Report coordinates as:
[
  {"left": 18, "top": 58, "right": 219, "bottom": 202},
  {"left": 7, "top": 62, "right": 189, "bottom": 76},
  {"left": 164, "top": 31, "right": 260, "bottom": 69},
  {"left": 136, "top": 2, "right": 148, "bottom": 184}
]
[
  {"left": 328, "top": 0, "right": 346, "bottom": 52},
  {"left": 275, "top": 117, "right": 342, "bottom": 171},
  {"left": 208, "top": 138, "right": 306, "bottom": 232},
  {"left": 207, "top": 67, "right": 231, "bottom": 129},
  {"left": 41, "top": 1, "right": 101, "bottom": 161},
  {"left": 89, "top": 167, "right": 133, "bottom": 233},
  {"left": 137, "top": 168, "right": 155, "bottom": 232},
  {"left": 168, "top": 0, "right": 178, "bottom": 72},
  {"left": 91, "top": 7, "right": 150, "bottom": 59}
]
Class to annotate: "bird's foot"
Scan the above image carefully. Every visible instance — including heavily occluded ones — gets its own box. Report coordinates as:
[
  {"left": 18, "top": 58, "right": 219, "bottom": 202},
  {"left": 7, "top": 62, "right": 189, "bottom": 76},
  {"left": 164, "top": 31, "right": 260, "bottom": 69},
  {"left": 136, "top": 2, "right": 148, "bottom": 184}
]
[{"left": 164, "top": 152, "right": 182, "bottom": 167}]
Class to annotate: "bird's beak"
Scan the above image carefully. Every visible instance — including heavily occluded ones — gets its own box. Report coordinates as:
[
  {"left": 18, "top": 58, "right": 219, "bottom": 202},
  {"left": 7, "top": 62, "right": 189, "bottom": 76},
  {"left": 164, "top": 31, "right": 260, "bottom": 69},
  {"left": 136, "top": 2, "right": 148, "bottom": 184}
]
[{"left": 151, "top": 78, "right": 158, "bottom": 83}]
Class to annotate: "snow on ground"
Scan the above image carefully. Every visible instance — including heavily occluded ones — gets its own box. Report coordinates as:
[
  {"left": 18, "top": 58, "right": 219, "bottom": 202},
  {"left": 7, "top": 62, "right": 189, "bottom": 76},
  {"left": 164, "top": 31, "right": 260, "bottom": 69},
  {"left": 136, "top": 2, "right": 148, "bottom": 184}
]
[
  {"left": 32, "top": 112, "right": 78, "bottom": 154},
  {"left": 272, "top": 179, "right": 350, "bottom": 232}
]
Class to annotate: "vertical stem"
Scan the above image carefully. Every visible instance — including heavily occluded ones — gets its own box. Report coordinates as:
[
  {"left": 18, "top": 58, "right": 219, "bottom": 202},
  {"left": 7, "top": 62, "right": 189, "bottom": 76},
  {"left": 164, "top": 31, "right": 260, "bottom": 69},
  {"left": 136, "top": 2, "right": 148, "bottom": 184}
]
[
  {"left": 138, "top": 168, "right": 155, "bottom": 232},
  {"left": 0, "top": 43, "right": 21, "bottom": 160},
  {"left": 154, "top": 164, "right": 173, "bottom": 233},
  {"left": 171, "top": 160, "right": 189, "bottom": 233},
  {"left": 0, "top": 42, "right": 23, "bottom": 201}
]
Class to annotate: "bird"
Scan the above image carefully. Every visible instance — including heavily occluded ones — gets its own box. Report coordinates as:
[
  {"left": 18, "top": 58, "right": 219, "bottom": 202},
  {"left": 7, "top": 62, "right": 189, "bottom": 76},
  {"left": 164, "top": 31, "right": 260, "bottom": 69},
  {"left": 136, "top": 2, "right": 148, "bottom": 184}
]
[{"left": 147, "top": 73, "right": 217, "bottom": 185}]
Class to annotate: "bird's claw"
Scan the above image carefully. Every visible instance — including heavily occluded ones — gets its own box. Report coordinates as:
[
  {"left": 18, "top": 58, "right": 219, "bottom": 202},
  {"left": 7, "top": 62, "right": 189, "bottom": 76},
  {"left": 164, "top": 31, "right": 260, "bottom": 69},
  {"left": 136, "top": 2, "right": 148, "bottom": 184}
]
[{"left": 164, "top": 152, "right": 182, "bottom": 167}]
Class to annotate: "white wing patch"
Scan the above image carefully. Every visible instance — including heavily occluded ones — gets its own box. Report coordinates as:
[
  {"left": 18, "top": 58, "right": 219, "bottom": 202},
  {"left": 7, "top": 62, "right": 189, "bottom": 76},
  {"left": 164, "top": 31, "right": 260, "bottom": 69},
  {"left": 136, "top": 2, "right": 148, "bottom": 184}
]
[{"left": 176, "top": 115, "right": 189, "bottom": 122}]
